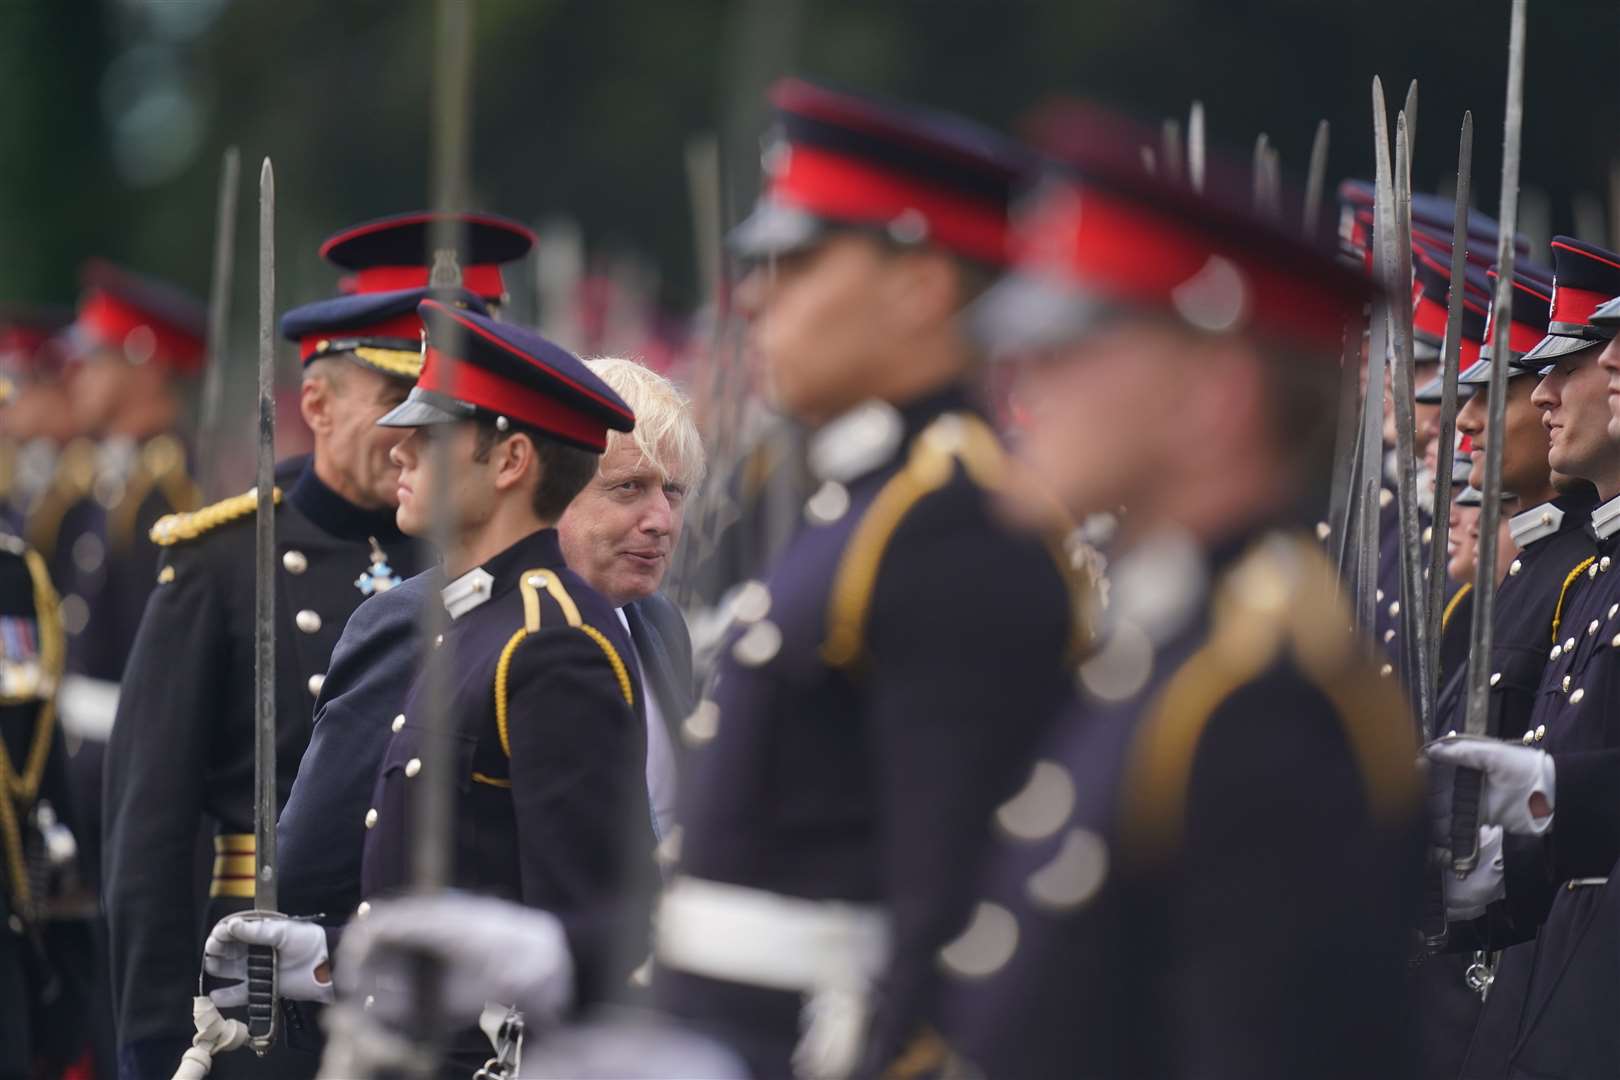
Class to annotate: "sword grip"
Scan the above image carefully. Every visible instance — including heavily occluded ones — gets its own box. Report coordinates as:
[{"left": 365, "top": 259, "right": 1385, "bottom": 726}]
[
  {"left": 1450, "top": 765, "right": 1484, "bottom": 875},
  {"left": 245, "top": 942, "right": 278, "bottom": 1052}
]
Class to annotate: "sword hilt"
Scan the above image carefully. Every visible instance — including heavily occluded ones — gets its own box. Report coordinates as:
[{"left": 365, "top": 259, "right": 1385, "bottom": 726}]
[
  {"left": 245, "top": 939, "right": 278, "bottom": 1053},
  {"left": 1450, "top": 765, "right": 1484, "bottom": 875}
]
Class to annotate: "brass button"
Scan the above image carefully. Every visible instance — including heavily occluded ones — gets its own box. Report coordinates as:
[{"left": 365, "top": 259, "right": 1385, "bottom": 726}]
[
  {"left": 364, "top": 808, "right": 378, "bottom": 829},
  {"left": 404, "top": 758, "right": 421, "bottom": 778},
  {"left": 1572, "top": 688, "right": 1586, "bottom": 704},
  {"left": 1522, "top": 731, "right": 1535, "bottom": 745},
  {"left": 1389, "top": 601, "right": 1401, "bottom": 618},
  {"left": 307, "top": 673, "right": 326, "bottom": 697},
  {"left": 1563, "top": 675, "right": 1572, "bottom": 692},
  {"left": 1489, "top": 672, "right": 1502, "bottom": 686},
  {"left": 1510, "top": 559, "right": 1522, "bottom": 576},
  {"left": 1379, "top": 663, "right": 1393, "bottom": 678},
  {"left": 1591, "top": 620, "right": 1602, "bottom": 637},
  {"left": 1535, "top": 724, "right": 1547, "bottom": 741},
  {"left": 392, "top": 714, "right": 406, "bottom": 733},
  {"left": 1383, "top": 629, "right": 1396, "bottom": 643},
  {"left": 283, "top": 550, "right": 308, "bottom": 574},
  {"left": 356, "top": 901, "right": 371, "bottom": 918},
  {"left": 296, "top": 609, "right": 322, "bottom": 634}
]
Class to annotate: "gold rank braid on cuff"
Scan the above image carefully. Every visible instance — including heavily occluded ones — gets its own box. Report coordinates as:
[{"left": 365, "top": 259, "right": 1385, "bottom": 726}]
[{"left": 1551, "top": 557, "right": 1598, "bottom": 644}]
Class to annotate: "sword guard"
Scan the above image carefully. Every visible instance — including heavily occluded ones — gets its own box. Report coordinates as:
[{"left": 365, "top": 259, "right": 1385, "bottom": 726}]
[
  {"left": 242, "top": 908, "right": 281, "bottom": 1054},
  {"left": 1450, "top": 766, "right": 1484, "bottom": 875}
]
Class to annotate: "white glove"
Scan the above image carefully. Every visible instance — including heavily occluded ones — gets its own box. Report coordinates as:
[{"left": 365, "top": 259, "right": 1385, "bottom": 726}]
[
  {"left": 1444, "top": 825, "right": 1506, "bottom": 921},
  {"left": 203, "top": 913, "right": 333, "bottom": 1007},
  {"left": 1425, "top": 734, "right": 1556, "bottom": 836},
  {"left": 333, "top": 892, "right": 574, "bottom": 1027}
]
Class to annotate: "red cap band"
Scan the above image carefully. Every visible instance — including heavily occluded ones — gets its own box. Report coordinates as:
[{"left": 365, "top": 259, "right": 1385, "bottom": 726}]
[
  {"left": 418, "top": 345, "right": 611, "bottom": 451},
  {"left": 1548, "top": 284, "right": 1612, "bottom": 330},
  {"left": 77, "top": 290, "right": 204, "bottom": 374},
  {"left": 346, "top": 265, "right": 506, "bottom": 300},
  {"left": 769, "top": 145, "right": 1011, "bottom": 264}
]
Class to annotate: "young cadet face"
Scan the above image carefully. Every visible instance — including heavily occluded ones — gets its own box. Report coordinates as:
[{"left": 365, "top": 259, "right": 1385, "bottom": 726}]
[
  {"left": 389, "top": 422, "right": 494, "bottom": 538},
  {"left": 1456, "top": 376, "right": 1552, "bottom": 501},
  {"left": 1010, "top": 317, "right": 1188, "bottom": 519},
  {"left": 303, "top": 359, "right": 412, "bottom": 510},
  {"left": 558, "top": 439, "right": 686, "bottom": 607},
  {"left": 1531, "top": 346, "right": 1615, "bottom": 483},
  {"left": 1447, "top": 501, "right": 1480, "bottom": 584},
  {"left": 738, "top": 232, "right": 924, "bottom": 426},
  {"left": 1597, "top": 335, "right": 1620, "bottom": 440}
]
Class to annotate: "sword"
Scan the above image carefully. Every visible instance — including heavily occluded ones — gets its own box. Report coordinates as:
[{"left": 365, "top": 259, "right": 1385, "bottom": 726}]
[
  {"left": 1187, "top": 101, "right": 1206, "bottom": 195},
  {"left": 1375, "top": 86, "right": 1434, "bottom": 737},
  {"left": 1160, "top": 118, "right": 1183, "bottom": 186},
  {"left": 1423, "top": 112, "right": 1475, "bottom": 720},
  {"left": 1455, "top": 0, "right": 1528, "bottom": 877},
  {"left": 198, "top": 147, "right": 240, "bottom": 500},
  {"left": 245, "top": 154, "right": 279, "bottom": 1054},
  {"left": 1355, "top": 80, "right": 1394, "bottom": 637},
  {"left": 1303, "top": 120, "right": 1331, "bottom": 238}
]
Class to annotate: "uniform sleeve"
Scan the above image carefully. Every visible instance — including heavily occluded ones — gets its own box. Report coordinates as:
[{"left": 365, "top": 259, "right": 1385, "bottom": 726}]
[
  {"left": 503, "top": 625, "right": 654, "bottom": 1007},
  {"left": 1548, "top": 749, "right": 1620, "bottom": 882},
  {"left": 101, "top": 544, "right": 223, "bottom": 1050},
  {"left": 1162, "top": 680, "right": 1423, "bottom": 1080},
  {"left": 861, "top": 485, "right": 1074, "bottom": 1063},
  {"left": 279, "top": 586, "right": 419, "bottom": 922}
]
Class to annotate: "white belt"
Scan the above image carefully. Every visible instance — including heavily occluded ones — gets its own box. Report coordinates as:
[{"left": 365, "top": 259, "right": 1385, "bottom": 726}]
[{"left": 656, "top": 876, "right": 891, "bottom": 1080}]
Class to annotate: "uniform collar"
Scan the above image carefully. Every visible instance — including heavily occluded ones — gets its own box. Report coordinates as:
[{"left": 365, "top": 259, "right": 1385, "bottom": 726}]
[
  {"left": 1591, "top": 492, "right": 1620, "bottom": 541},
  {"left": 1509, "top": 501, "right": 1565, "bottom": 547},
  {"left": 289, "top": 456, "right": 407, "bottom": 543},
  {"left": 806, "top": 383, "right": 981, "bottom": 485},
  {"left": 440, "top": 528, "right": 566, "bottom": 620}
]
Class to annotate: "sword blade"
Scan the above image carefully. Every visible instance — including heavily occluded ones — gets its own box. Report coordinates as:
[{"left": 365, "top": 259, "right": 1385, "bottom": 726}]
[
  {"left": 1188, "top": 100, "right": 1206, "bottom": 194},
  {"left": 254, "top": 156, "right": 277, "bottom": 915},
  {"left": 198, "top": 147, "right": 240, "bottom": 499},
  {"left": 1465, "top": 0, "right": 1527, "bottom": 741},
  {"left": 1303, "top": 120, "right": 1331, "bottom": 237},
  {"left": 1424, "top": 112, "right": 1474, "bottom": 718}
]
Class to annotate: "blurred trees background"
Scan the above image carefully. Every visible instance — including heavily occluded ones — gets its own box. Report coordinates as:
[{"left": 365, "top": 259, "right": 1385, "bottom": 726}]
[{"left": 1, "top": 0, "right": 1617, "bottom": 322}]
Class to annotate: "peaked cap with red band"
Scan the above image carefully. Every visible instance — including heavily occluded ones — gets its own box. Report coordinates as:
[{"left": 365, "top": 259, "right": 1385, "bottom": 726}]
[
  {"left": 1459, "top": 266, "right": 1553, "bottom": 381},
  {"left": 978, "top": 106, "right": 1373, "bottom": 355},
  {"left": 71, "top": 260, "right": 206, "bottom": 375},
  {"left": 280, "top": 286, "right": 489, "bottom": 381},
  {"left": 320, "top": 211, "right": 536, "bottom": 306},
  {"left": 1521, "top": 236, "right": 1620, "bottom": 363},
  {"left": 0, "top": 305, "right": 71, "bottom": 380},
  {"left": 1410, "top": 252, "right": 1490, "bottom": 361},
  {"left": 728, "top": 78, "right": 1035, "bottom": 266},
  {"left": 377, "top": 300, "right": 634, "bottom": 453}
]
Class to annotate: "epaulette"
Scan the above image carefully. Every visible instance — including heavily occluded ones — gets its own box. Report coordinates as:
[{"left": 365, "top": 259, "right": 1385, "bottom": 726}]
[
  {"left": 493, "top": 568, "right": 634, "bottom": 759},
  {"left": 23, "top": 438, "right": 97, "bottom": 558},
  {"left": 1118, "top": 534, "right": 1421, "bottom": 866},
  {"left": 821, "top": 411, "right": 1094, "bottom": 668},
  {"left": 111, "top": 435, "right": 202, "bottom": 550},
  {"left": 149, "top": 485, "right": 281, "bottom": 547}
]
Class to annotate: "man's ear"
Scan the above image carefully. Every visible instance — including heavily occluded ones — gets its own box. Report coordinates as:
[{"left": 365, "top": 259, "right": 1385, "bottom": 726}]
[
  {"left": 492, "top": 431, "right": 538, "bottom": 494},
  {"left": 887, "top": 248, "right": 962, "bottom": 333},
  {"left": 300, "top": 375, "right": 332, "bottom": 436}
]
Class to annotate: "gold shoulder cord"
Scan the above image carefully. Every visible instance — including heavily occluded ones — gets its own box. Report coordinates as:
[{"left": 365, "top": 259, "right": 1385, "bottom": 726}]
[
  {"left": 821, "top": 412, "right": 1093, "bottom": 669},
  {"left": 1441, "top": 581, "right": 1473, "bottom": 633},
  {"left": 110, "top": 435, "right": 201, "bottom": 551},
  {"left": 149, "top": 485, "right": 280, "bottom": 547},
  {"left": 1551, "top": 556, "right": 1597, "bottom": 644},
  {"left": 1120, "top": 535, "right": 1421, "bottom": 865},
  {"left": 0, "top": 546, "right": 67, "bottom": 919},
  {"left": 24, "top": 438, "right": 96, "bottom": 560},
  {"left": 495, "top": 570, "right": 634, "bottom": 761}
]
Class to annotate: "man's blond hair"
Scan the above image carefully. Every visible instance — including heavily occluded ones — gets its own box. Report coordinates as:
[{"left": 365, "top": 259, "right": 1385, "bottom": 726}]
[{"left": 583, "top": 356, "right": 705, "bottom": 491}]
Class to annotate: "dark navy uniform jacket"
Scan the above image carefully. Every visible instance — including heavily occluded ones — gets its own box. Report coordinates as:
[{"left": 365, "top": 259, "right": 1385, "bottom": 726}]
[
  {"left": 0, "top": 538, "right": 99, "bottom": 1079},
  {"left": 101, "top": 457, "right": 424, "bottom": 1080},
  {"left": 1458, "top": 499, "right": 1620, "bottom": 1080},
  {"left": 282, "top": 575, "right": 691, "bottom": 926},
  {"left": 359, "top": 527, "right": 654, "bottom": 1070},
  {"left": 946, "top": 530, "right": 1424, "bottom": 1080},
  {"left": 656, "top": 386, "right": 1081, "bottom": 1078},
  {"left": 1416, "top": 491, "right": 1595, "bottom": 1080}
]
